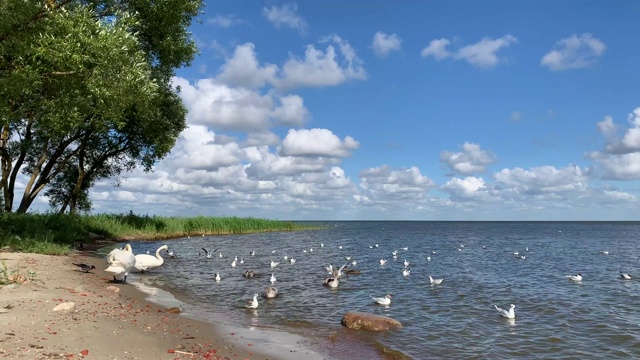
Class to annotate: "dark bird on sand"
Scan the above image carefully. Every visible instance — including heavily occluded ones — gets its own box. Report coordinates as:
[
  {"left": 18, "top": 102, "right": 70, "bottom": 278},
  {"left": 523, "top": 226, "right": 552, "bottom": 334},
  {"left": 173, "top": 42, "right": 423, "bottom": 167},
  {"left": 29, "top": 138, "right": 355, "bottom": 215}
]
[{"left": 73, "top": 263, "right": 96, "bottom": 273}]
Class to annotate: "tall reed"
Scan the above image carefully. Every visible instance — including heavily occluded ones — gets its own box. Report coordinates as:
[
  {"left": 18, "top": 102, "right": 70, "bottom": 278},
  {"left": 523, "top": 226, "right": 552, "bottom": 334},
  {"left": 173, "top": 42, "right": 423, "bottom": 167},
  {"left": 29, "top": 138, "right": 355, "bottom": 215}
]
[{"left": 0, "top": 212, "right": 318, "bottom": 255}]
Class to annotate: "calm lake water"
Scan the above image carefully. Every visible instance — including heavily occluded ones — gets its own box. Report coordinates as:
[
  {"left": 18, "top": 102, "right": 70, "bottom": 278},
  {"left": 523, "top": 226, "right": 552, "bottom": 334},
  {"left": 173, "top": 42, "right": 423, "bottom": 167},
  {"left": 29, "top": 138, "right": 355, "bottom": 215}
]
[{"left": 126, "top": 221, "right": 640, "bottom": 359}]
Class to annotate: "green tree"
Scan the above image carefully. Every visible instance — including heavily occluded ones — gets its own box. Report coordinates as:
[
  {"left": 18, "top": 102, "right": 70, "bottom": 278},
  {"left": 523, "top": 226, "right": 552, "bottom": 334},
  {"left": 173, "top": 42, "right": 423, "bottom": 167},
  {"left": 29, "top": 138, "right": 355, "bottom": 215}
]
[{"left": 0, "top": 0, "right": 202, "bottom": 213}]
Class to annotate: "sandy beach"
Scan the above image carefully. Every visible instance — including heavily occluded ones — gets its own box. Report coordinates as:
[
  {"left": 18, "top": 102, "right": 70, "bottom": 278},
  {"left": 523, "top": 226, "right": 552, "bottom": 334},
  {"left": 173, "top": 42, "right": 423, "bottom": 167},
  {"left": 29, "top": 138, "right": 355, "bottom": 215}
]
[{"left": 0, "top": 250, "right": 275, "bottom": 360}]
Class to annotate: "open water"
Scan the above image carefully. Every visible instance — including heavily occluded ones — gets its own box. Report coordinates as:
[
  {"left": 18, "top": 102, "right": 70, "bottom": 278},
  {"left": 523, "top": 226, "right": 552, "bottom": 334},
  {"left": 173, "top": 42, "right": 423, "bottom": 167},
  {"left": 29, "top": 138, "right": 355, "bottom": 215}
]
[{"left": 124, "top": 221, "right": 640, "bottom": 359}]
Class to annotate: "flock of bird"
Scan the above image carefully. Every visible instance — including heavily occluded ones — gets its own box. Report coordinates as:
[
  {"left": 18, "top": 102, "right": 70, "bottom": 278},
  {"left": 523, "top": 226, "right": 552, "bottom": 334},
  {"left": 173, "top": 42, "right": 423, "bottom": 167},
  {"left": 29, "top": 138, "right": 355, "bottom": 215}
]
[{"left": 91, "top": 239, "right": 634, "bottom": 321}]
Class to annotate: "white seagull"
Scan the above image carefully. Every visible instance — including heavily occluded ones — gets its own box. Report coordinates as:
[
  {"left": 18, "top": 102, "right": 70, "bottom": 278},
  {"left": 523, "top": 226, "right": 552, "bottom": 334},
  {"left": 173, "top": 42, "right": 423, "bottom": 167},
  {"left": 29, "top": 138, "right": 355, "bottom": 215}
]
[
  {"left": 290, "top": 258, "right": 296, "bottom": 264},
  {"left": 215, "top": 272, "right": 221, "bottom": 282},
  {"left": 429, "top": 275, "right": 444, "bottom": 285},
  {"left": 201, "top": 247, "right": 219, "bottom": 259},
  {"left": 270, "top": 260, "right": 280, "bottom": 268},
  {"left": 566, "top": 273, "right": 582, "bottom": 281},
  {"left": 403, "top": 259, "right": 410, "bottom": 267},
  {"left": 620, "top": 271, "right": 632, "bottom": 280},
  {"left": 371, "top": 294, "right": 392, "bottom": 306},
  {"left": 270, "top": 273, "right": 276, "bottom": 284},
  {"left": 245, "top": 294, "right": 259, "bottom": 309},
  {"left": 402, "top": 268, "right": 410, "bottom": 277},
  {"left": 379, "top": 258, "right": 387, "bottom": 265},
  {"left": 494, "top": 304, "right": 516, "bottom": 319}
]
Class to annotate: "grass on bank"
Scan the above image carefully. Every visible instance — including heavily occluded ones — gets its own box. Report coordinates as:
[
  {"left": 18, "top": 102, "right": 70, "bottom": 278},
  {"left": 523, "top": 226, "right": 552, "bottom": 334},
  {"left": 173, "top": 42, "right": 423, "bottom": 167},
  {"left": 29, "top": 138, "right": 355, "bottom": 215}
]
[{"left": 0, "top": 212, "right": 319, "bottom": 255}]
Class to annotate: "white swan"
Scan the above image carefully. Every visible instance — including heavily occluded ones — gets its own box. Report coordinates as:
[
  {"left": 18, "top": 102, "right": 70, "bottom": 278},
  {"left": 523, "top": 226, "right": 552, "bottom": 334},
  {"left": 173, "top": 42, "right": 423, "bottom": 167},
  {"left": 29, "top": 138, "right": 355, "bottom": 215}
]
[
  {"left": 371, "top": 294, "right": 392, "bottom": 306},
  {"left": 105, "top": 244, "right": 136, "bottom": 283},
  {"left": 134, "top": 244, "right": 169, "bottom": 272},
  {"left": 495, "top": 304, "right": 516, "bottom": 319},
  {"left": 566, "top": 273, "right": 582, "bottom": 281},
  {"left": 245, "top": 294, "right": 259, "bottom": 309},
  {"left": 429, "top": 275, "right": 444, "bottom": 285}
]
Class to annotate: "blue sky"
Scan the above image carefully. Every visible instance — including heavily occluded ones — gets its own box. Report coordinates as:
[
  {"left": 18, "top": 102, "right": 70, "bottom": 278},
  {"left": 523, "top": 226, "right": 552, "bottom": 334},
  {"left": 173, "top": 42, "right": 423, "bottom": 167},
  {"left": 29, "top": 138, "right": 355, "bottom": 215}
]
[{"left": 80, "top": 0, "right": 640, "bottom": 220}]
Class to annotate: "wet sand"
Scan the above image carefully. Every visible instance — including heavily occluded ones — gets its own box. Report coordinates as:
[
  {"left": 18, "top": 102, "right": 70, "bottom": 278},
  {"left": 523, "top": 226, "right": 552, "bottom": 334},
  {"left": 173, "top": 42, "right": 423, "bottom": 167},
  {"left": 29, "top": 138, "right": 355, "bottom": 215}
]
[{"left": 0, "top": 251, "right": 291, "bottom": 359}]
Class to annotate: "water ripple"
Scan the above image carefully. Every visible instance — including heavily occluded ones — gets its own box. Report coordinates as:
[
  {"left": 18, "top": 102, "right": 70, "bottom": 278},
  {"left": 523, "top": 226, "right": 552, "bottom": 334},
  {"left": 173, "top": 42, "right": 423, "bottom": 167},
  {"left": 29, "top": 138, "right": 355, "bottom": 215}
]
[{"left": 128, "top": 221, "right": 640, "bottom": 359}]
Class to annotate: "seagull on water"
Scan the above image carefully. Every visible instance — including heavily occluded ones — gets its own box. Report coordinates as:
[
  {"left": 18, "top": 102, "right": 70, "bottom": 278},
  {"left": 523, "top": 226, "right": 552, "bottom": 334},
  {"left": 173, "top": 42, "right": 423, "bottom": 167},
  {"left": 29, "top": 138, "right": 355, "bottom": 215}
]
[
  {"left": 494, "top": 304, "right": 516, "bottom": 319},
  {"left": 290, "top": 258, "right": 296, "bottom": 264},
  {"left": 402, "top": 268, "right": 410, "bottom": 277},
  {"left": 264, "top": 287, "right": 279, "bottom": 298},
  {"left": 250, "top": 250, "right": 256, "bottom": 256},
  {"left": 566, "top": 273, "right": 582, "bottom": 281},
  {"left": 371, "top": 294, "right": 392, "bottom": 306},
  {"left": 201, "top": 247, "right": 219, "bottom": 259},
  {"left": 270, "top": 273, "right": 276, "bottom": 284},
  {"left": 245, "top": 294, "right": 259, "bottom": 309},
  {"left": 402, "top": 247, "right": 408, "bottom": 251},
  {"left": 73, "top": 263, "right": 96, "bottom": 273},
  {"left": 379, "top": 258, "right": 387, "bottom": 265},
  {"left": 270, "top": 260, "right": 280, "bottom": 268},
  {"left": 426, "top": 255, "right": 431, "bottom": 261},
  {"left": 620, "top": 271, "right": 632, "bottom": 280},
  {"left": 429, "top": 275, "right": 444, "bottom": 285},
  {"left": 403, "top": 259, "right": 410, "bottom": 267},
  {"left": 215, "top": 272, "right": 221, "bottom": 282}
]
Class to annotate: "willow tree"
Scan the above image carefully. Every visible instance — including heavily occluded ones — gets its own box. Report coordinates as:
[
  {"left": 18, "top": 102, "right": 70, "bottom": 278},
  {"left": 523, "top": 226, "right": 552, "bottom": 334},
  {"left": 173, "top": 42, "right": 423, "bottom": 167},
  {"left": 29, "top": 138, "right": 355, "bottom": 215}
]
[{"left": 0, "top": 0, "right": 202, "bottom": 214}]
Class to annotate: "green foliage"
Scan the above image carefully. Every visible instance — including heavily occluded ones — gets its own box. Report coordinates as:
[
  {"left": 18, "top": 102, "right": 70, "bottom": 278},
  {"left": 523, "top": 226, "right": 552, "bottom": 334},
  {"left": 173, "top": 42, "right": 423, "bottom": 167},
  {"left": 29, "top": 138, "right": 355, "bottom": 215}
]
[
  {"left": 0, "top": 0, "right": 203, "bottom": 213},
  {"left": 0, "top": 212, "right": 317, "bottom": 255}
]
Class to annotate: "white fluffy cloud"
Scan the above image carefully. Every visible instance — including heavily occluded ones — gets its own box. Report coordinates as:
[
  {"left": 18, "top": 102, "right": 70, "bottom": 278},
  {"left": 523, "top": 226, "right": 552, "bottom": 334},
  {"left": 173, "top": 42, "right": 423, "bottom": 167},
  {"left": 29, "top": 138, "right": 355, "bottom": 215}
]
[
  {"left": 371, "top": 32, "right": 402, "bottom": 57},
  {"left": 421, "top": 35, "right": 517, "bottom": 68},
  {"left": 420, "top": 38, "right": 451, "bottom": 60},
  {"left": 216, "top": 43, "right": 278, "bottom": 88},
  {"left": 280, "top": 128, "right": 359, "bottom": 158},
  {"left": 494, "top": 165, "right": 588, "bottom": 194},
  {"left": 588, "top": 108, "right": 640, "bottom": 180},
  {"left": 172, "top": 76, "right": 308, "bottom": 132},
  {"left": 262, "top": 3, "right": 308, "bottom": 35},
  {"left": 280, "top": 35, "right": 366, "bottom": 88},
  {"left": 541, "top": 33, "right": 606, "bottom": 71},
  {"left": 440, "top": 142, "right": 496, "bottom": 175}
]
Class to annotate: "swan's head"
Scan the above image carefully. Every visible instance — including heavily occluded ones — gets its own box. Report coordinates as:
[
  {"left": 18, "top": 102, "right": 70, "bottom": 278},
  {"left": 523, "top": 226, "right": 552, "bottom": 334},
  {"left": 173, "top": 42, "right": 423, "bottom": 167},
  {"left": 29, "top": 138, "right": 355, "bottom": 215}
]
[
  {"left": 123, "top": 244, "right": 133, "bottom": 252},
  {"left": 510, "top": 304, "right": 516, "bottom": 309},
  {"left": 158, "top": 245, "right": 169, "bottom": 252},
  {"left": 386, "top": 294, "right": 393, "bottom": 299}
]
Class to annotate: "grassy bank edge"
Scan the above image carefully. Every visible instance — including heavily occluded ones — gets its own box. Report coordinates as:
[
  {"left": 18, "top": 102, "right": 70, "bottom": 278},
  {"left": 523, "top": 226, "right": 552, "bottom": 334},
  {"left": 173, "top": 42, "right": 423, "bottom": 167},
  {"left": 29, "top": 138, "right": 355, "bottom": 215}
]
[{"left": 0, "top": 213, "right": 323, "bottom": 256}]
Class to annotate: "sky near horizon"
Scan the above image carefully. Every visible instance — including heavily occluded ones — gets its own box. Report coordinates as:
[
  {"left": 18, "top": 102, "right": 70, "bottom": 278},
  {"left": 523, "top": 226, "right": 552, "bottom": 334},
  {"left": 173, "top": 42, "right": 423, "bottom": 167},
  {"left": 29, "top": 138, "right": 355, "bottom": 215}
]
[{"left": 42, "top": 1, "right": 640, "bottom": 220}]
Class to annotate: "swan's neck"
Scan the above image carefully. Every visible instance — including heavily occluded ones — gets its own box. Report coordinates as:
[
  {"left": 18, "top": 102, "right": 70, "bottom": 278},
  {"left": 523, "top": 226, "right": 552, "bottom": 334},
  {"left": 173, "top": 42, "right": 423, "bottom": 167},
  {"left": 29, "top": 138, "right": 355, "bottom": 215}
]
[{"left": 155, "top": 247, "right": 165, "bottom": 260}]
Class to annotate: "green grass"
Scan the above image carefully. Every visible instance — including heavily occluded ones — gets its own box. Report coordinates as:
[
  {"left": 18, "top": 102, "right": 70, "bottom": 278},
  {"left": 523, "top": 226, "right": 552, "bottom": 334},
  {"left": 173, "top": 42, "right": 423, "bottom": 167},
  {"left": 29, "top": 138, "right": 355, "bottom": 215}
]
[{"left": 0, "top": 212, "right": 318, "bottom": 255}]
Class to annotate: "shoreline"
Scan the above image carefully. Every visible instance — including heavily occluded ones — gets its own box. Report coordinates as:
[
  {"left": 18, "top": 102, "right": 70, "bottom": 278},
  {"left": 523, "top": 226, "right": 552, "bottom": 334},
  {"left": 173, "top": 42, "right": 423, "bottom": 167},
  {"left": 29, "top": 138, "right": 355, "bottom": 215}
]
[{"left": 0, "top": 250, "right": 316, "bottom": 359}]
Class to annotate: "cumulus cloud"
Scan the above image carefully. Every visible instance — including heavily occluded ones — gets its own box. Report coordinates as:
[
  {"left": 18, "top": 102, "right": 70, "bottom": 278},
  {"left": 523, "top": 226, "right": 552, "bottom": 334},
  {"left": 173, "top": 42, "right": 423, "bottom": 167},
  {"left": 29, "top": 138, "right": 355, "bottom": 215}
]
[
  {"left": 262, "top": 3, "right": 308, "bottom": 35},
  {"left": 541, "top": 33, "right": 606, "bottom": 71},
  {"left": 440, "top": 142, "right": 497, "bottom": 175},
  {"left": 216, "top": 43, "right": 278, "bottom": 88},
  {"left": 421, "top": 35, "right": 517, "bottom": 68},
  {"left": 442, "top": 176, "right": 487, "bottom": 200},
  {"left": 421, "top": 38, "right": 451, "bottom": 60},
  {"left": 280, "top": 128, "right": 359, "bottom": 158},
  {"left": 371, "top": 31, "right": 402, "bottom": 57},
  {"left": 588, "top": 108, "right": 640, "bottom": 180},
  {"left": 172, "top": 76, "right": 309, "bottom": 132},
  {"left": 280, "top": 35, "right": 366, "bottom": 88},
  {"left": 494, "top": 165, "right": 588, "bottom": 194}
]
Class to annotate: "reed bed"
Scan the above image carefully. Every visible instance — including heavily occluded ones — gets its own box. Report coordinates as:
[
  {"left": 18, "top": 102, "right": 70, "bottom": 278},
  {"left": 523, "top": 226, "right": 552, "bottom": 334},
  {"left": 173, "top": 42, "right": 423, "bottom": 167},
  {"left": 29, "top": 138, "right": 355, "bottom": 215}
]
[{"left": 0, "top": 212, "right": 317, "bottom": 255}]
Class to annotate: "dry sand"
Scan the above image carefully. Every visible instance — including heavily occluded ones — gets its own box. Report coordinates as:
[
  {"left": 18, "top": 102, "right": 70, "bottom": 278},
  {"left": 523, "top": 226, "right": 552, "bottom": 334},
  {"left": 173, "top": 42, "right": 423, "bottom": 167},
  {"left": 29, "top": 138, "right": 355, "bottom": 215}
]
[{"left": 0, "top": 251, "right": 273, "bottom": 360}]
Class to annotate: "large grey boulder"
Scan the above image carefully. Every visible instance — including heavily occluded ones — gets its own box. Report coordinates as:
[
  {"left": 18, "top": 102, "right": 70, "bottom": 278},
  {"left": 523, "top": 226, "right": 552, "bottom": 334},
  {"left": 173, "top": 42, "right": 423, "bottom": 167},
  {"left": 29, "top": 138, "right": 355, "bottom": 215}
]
[{"left": 341, "top": 311, "right": 402, "bottom": 331}]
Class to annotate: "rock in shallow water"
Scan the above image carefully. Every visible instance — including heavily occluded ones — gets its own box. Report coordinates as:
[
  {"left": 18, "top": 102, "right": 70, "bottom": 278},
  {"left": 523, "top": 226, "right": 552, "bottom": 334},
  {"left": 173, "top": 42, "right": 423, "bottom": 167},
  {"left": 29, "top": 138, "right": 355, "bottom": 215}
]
[{"left": 341, "top": 311, "right": 402, "bottom": 331}]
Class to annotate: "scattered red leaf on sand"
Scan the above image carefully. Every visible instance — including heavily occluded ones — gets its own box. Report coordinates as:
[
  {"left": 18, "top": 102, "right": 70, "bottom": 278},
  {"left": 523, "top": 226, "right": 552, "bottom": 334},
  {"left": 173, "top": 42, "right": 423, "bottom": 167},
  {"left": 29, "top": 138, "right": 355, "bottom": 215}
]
[
  {"left": 247, "top": 343, "right": 253, "bottom": 346},
  {"left": 168, "top": 349, "right": 175, "bottom": 353},
  {"left": 80, "top": 349, "right": 89, "bottom": 356}
]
